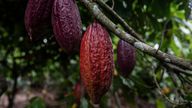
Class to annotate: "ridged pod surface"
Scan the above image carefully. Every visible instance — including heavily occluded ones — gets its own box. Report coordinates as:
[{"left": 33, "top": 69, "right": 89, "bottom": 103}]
[
  {"left": 80, "top": 21, "right": 114, "bottom": 104},
  {"left": 24, "top": 0, "right": 53, "bottom": 41},
  {"left": 117, "top": 40, "right": 136, "bottom": 77},
  {"left": 52, "top": 0, "right": 82, "bottom": 54}
]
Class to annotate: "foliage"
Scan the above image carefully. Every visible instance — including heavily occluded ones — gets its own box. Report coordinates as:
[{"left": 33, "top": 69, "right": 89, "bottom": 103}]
[{"left": 0, "top": 0, "right": 192, "bottom": 107}]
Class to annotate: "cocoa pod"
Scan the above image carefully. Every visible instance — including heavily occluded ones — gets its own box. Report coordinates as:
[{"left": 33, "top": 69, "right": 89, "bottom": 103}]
[
  {"left": 80, "top": 21, "right": 114, "bottom": 104},
  {"left": 52, "top": 0, "right": 82, "bottom": 54},
  {"left": 117, "top": 40, "right": 136, "bottom": 77},
  {"left": 73, "top": 82, "right": 84, "bottom": 104},
  {"left": 24, "top": 0, "right": 53, "bottom": 41}
]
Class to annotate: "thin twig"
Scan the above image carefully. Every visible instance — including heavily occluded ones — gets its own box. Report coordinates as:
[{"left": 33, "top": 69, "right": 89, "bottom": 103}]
[
  {"left": 152, "top": 68, "right": 186, "bottom": 105},
  {"left": 158, "top": 68, "right": 165, "bottom": 83},
  {"left": 167, "top": 70, "right": 182, "bottom": 103},
  {"left": 111, "top": 0, "right": 114, "bottom": 9},
  {"left": 156, "top": 20, "right": 170, "bottom": 53},
  {"left": 114, "top": 92, "right": 122, "bottom": 108},
  {"left": 168, "top": 71, "right": 179, "bottom": 87},
  {"left": 163, "top": 63, "right": 192, "bottom": 76},
  {"left": 8, "top": 62, "right": 18, "bottom": 108}
]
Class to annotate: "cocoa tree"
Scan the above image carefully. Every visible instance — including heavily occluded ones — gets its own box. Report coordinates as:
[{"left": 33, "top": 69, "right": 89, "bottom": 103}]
[
  {"left": 0, "top": 0, "right": 192, "bottom": 108},
  {"left": 80, "top": 0, "right": 192, "bottom": 107}
]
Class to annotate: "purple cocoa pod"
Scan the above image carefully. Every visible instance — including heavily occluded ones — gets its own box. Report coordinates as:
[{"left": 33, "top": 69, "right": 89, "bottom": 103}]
[
  {"left": 52, "top": 0, "right": 82, "bottom": 54},
  {"left": 117, "top": 40, "right": 136, "bottom": 77},
  {"left": 24, "top": 0, "right": 54, "bottom": 41}
]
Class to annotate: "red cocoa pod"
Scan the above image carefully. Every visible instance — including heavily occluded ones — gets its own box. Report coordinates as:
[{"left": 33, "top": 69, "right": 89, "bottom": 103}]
[
  {"left": 73, "top": 82, "right": 84, "bottom": 104},
  {"left": 24, "top": 0, "right": 53, "bottom": 41},
  {"left": 52, "top": 0, "right": 82, "bottom": 54},
  {"left": 80, "top": 21, "right": 114, "bottom": 104},
  {"left": 117, "top": 40, "right": 136, "bottom": 77}
]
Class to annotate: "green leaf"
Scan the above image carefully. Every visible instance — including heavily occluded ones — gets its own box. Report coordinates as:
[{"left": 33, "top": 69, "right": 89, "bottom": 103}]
[
  {"left": 26, "top": 97, "right": 46, "bottom": 108},
  {"left": 120, "top": 76, "right": 134, "bottom": 88},
  {"left": 156, "top": 99, "right": 166, "bottom": 108},
  {"left": 184, "top": 93, "right": 192, "bottom": 101},
  {"left": 80, "top": 97, "right": 88, "bottom": 108}
]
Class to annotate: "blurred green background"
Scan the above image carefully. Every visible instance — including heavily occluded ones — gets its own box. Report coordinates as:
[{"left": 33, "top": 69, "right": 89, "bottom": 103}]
[{"left": 0, "top": 0, "right": 192, "bottom": 108}]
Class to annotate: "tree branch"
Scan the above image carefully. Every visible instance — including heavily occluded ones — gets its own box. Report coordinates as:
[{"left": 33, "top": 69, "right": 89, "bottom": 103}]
[
  {"left": 95, "top": 0, "right": 190, "bottom": 75},
  {"left": 80, "top": 0, "right": 192, "bottom": 71},
  {"left": 162, "top": 63, "right": 192, "bottom": 76},
  {"left": 8, "top": 61, "right": 18, "bottom": 108},
  {"left": 0, "top": 76, "right": 8, "bottom": 97},
  {"left": 95, "top": 0, "right": 144, "bottom": 42}
]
